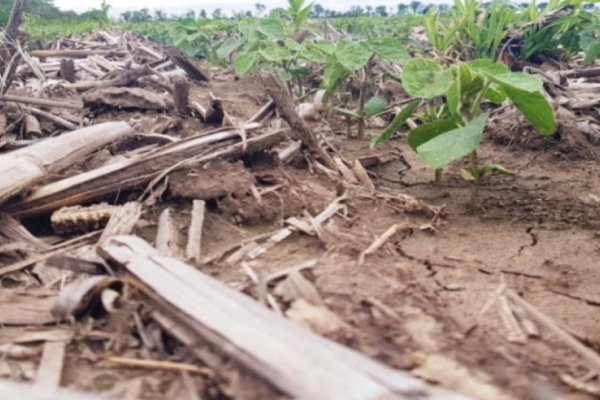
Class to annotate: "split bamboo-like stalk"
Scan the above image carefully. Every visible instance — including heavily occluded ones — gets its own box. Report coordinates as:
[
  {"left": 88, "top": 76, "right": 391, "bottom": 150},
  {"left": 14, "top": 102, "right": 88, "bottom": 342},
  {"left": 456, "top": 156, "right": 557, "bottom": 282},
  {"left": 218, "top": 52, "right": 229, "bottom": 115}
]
[
  {"left": 0, "top": 121, "right": 135, "bottom": 206},
  {"left": 155, "top": 208, "right": 183, "bottom": 258},
  {"left": 98, "top": 235, "right": 471, "bottom": 400},
  {"left": 30, "top": 49, "right": 127, "bottom": 59},
  {"left": 185, "top": 200, "right": 206, "bottom": 262},
  {"left": 2, "top": 94, "right": 83, "bottom": 109},
  {"left": 172, "top": 76, "right": 189, "bottom": 115},
  {"left": 0, "top": 114, "right": 6, "bottom": 138},
  {"left": 7, "top": 129, "right": 286, "bottom": 218},
  {"left": 64, "top": 66, "right": 151, "bottom": 92},
  {"left": 260, "top": 73, "right": 337, "bottom": 170},
  {"left": 24, "top": 114, "right": 42, "bottom": 136},
  {"left": 165, "top": 47, "right": 209, "bottom": 82},
  {"left": 60, "top": 59, "right": 76, "bottom": 83},
  {"left": 0, "top": 0, "right": 26, "bottom": 95}
]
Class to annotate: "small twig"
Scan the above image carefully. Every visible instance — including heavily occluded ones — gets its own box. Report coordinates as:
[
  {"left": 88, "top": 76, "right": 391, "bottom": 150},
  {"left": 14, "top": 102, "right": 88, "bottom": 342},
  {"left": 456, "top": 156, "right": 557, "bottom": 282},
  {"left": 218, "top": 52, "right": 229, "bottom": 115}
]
[
  {"left": 2, "top": 94, "right": 82, "bottom": 109},
  {"left": 186, "top": 200, "right": 206, "bottom": 262},
  {"left": 506, "top": 289, "right": 600, "bottom": 374},
  {"left": 358, "top": 224, "right": 402, "bottom": 265},
  {"left": 101, "top": 356, "right": 212, "bottom": 376},
  {"left": 26, "top": 106, "right": 78, "bottom": 131},
  {"left": 0, "top": 231, "right": 100, "bottom": 277}
]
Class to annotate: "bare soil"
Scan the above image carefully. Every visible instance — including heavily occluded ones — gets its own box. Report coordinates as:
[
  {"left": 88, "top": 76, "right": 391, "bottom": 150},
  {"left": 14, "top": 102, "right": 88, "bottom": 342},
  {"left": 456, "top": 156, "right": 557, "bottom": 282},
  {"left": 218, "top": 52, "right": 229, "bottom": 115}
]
[
  {"left": 171, "top": 133, "right": 600, "bottom": 399},
  {"left": 3, "top": 56, "right": 600, "bottom": 399}
]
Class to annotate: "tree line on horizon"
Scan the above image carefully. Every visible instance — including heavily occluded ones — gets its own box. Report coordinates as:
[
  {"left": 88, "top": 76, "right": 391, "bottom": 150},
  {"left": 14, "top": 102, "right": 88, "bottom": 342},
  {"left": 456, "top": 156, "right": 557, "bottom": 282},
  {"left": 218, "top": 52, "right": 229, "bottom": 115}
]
[
  {"left": 120, "top": 1, "right": 596, "bottom": 22},
  {"left": 0, "top": 0, "right": 597, "bottom": 25}
]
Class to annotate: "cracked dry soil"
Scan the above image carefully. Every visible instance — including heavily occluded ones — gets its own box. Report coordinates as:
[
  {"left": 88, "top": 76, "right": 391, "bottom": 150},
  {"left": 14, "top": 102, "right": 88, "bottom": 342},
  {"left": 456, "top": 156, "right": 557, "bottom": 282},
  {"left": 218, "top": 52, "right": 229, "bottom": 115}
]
[
  {"left": 147, "top": 128, "right": 600, "bottom": 399},
  {"left": 333, "top": 136, "right": 600, "bottom": 399},
  {"left": 55, "top": 73, "right": 599, "bottom": 399}
]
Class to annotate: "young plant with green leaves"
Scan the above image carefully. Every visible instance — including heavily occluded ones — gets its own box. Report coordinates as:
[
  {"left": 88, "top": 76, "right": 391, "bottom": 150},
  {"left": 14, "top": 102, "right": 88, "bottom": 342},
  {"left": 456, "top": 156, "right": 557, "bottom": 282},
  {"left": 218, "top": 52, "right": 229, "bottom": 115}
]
[
  {"left": 519, "top": 0, "right": 600, "bottom": 64},
  {"left": 129, "top": 18, "right": 235, "bottom": 62},
  {"left": 375, "top": 58, "right": 555, "bottom": 208},
  {"left": 334, "top": 95, "right": 389, "bottom": 136},
  {"left": 230, "top": 1, "right": 315, "bottom": 95},
  {"left": 579, "top": 10, "right": 600, "bottom": 66},
  {"left": 287, "top": 0, "right": 314, "bottom": 34},
  {"left": 424, "top": 0, "right": 515, "bottom": 61},
  {"left": 306, "top": 37, "right": 410, "bottom": 137},
  {"left": 231, "top": 20, "right": 314, "bottom": 95}
]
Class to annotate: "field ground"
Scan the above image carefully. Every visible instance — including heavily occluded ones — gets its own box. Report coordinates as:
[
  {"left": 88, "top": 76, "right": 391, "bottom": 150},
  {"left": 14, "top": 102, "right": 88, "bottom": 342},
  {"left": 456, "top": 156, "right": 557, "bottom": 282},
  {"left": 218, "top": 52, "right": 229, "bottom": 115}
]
[
  {"left": 178, "top": 74, "right": 600, "bottom": 400},
  {"left": 1, "top": 27, "right": 600, "bottom": 399}
]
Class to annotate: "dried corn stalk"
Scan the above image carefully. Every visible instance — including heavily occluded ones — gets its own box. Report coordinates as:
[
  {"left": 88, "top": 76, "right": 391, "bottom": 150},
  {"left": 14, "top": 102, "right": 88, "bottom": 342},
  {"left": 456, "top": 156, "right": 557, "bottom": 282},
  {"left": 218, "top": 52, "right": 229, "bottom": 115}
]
[{"left": 51, "top": 203, "right": 117, "bottom": 235}]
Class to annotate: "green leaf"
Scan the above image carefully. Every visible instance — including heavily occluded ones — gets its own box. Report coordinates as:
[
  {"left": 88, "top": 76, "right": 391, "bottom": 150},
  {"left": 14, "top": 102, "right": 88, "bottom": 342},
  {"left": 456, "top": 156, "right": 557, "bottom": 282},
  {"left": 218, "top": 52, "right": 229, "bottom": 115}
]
[
  {"left": 234, "top": 52, "right": 257, "bottom": 75},
  {"left": 462, "top": 76, "right": 485, "bottom": 99},
  {"left": 284, "top": 37, "right": 303, "bottom": 52},
  {"left": 364, "top": 96, "right": 388, "bottom": 117},
  {"left": 217, "top": 38, "right": 246, "bottom": 60},
  {"left": 256, "top": 19, "right": 286, "bottom": 39},
  {"left": 299, "top": 47, "right": 327, "bottom": 63},
  {"left": 502, "top": 86, "right": 555, "bottom": 135},
  {"left": 260, "top": 44, "right": 292, "bottom": 62},
  {"left": 416, "top": 114, "right": 488, "bottom": 169},
  {"left": 446, "top": 80, "right": 461, "bottom": 117},
  {"left": 407, "top": 119, "right": 460, "bottom": 151},
  {"left": 467, "top": 58, "right": 510, "bottom": 75},
  {"left": 295, "top": 4, "right": 313, "bottom": 30},
  {"left": 484, "top": 85, "right": 507, "bottom": 104},
  {"left": 322, "top": 61, "right": 350, "bottom": 91},
  {"left": 447, "top": 64, "right": 473, "bottom": 116},
  {"left": 584, "top": 41, "right": 600, "bottom": 67},
  {"left": 182, "top": 47, "right": 198, "bottom": 58},
  {"left": 486, "top": 72, "right": 543, "bottom": 93},
  {"left": 310, "top": 40, "right": 336, "bottom": 55},
  {"left": 468, "top": 59, "right": 543, "bottom": 92},
  {"left": 402, "top": 59, "right": 454, "bottom": 99},
  {"left": 371, "top": 100, "right": 419, "bottom": 147},
  {"left": 369, "top": 37, "right": 411, "bottom": 64},
  {"left": 335, "top": 40, "right": 374, "bottom": 72},
  {"left": 289, "top": 66, "right": 312, "bottom": 77}
]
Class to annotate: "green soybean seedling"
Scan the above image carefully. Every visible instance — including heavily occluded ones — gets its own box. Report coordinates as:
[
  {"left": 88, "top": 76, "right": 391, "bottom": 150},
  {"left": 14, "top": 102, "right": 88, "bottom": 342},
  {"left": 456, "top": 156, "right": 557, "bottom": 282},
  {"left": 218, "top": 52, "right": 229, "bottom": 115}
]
[
  {"left": 305, "top": 37, "right": 410, "bottom": 138},
  {"left": 375, "top": 58, "right": 556, "bottom": 209},
  {"left": 230, "top": 0, "right": 316, "bottom": 97}
]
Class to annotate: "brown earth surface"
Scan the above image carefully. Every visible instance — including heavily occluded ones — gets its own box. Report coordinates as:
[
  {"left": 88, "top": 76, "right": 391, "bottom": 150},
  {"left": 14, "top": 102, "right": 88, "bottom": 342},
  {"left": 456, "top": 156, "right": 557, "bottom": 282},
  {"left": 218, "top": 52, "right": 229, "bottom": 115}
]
[{"left": 3, "top": 53, "right": 600, "bottom": 399}]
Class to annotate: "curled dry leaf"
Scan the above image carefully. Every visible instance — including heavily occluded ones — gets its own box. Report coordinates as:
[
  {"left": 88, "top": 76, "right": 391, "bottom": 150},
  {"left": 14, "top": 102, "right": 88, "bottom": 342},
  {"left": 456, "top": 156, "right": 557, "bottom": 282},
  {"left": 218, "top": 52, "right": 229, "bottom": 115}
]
[
  {"left": 52, "top": 276, "right": 123, "bottom": 320},
  {"left": 101, "top": 288, "right": 122, "bottom": 314}
]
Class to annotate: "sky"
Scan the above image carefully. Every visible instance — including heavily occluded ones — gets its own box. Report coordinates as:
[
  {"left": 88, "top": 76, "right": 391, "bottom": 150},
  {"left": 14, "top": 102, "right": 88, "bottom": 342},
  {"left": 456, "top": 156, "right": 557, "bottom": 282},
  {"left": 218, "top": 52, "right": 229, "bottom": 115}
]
[{"left": 52, "top": 0, "right": 409, "bottom": 16}]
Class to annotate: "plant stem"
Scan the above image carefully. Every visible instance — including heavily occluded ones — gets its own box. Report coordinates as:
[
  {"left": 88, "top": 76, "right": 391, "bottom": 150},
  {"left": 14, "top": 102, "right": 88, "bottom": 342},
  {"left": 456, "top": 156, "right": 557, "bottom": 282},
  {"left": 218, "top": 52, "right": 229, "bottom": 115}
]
[
  {"left": 296, "top": 74, "right": 304, "bottom": 97},
  {"left": 469, "top": 150, "right": 480, "bottom": 210},
  {"left": 346, "top": 116, "right": 352, "bottom": 137},
  {"left": 469, "top": 81, "right": 490, "bottom": 117},
  {"left": 434, "top": 169, "right": 443, "bottom": 184},
  {"left": 357, "top": 67, "right": 368, "bottom": 139}
]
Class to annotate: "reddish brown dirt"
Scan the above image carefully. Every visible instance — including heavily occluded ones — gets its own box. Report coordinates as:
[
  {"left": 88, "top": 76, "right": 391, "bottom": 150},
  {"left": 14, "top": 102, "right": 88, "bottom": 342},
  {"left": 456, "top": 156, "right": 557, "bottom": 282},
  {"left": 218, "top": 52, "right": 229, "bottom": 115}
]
[
  {"left": 164, "top": 89, "right": 600, "bottom": 399},
  {"left": 136, "top": 125, "right": 600, "bottom": 398},
  {"left": 4, "top": 60, "right": 600, "bottom": 399},
  {"left": 98, "top": 77, "right": 600, "bottom": 398}
]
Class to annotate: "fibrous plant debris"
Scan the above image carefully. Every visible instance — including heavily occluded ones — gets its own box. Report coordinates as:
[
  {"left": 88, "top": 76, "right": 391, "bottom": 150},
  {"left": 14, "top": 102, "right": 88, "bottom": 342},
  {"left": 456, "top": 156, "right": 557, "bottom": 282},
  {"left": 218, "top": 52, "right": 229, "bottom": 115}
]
[{"left": 1, "top": 4, "right": 600, "bottom": 399}]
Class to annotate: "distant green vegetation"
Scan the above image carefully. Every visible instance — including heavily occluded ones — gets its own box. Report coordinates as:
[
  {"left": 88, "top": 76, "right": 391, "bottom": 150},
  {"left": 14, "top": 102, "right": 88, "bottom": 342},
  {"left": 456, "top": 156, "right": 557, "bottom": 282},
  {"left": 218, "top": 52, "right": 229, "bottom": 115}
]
[{"left": 0, "top": 0, "right": 111, "bottom": 42}]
